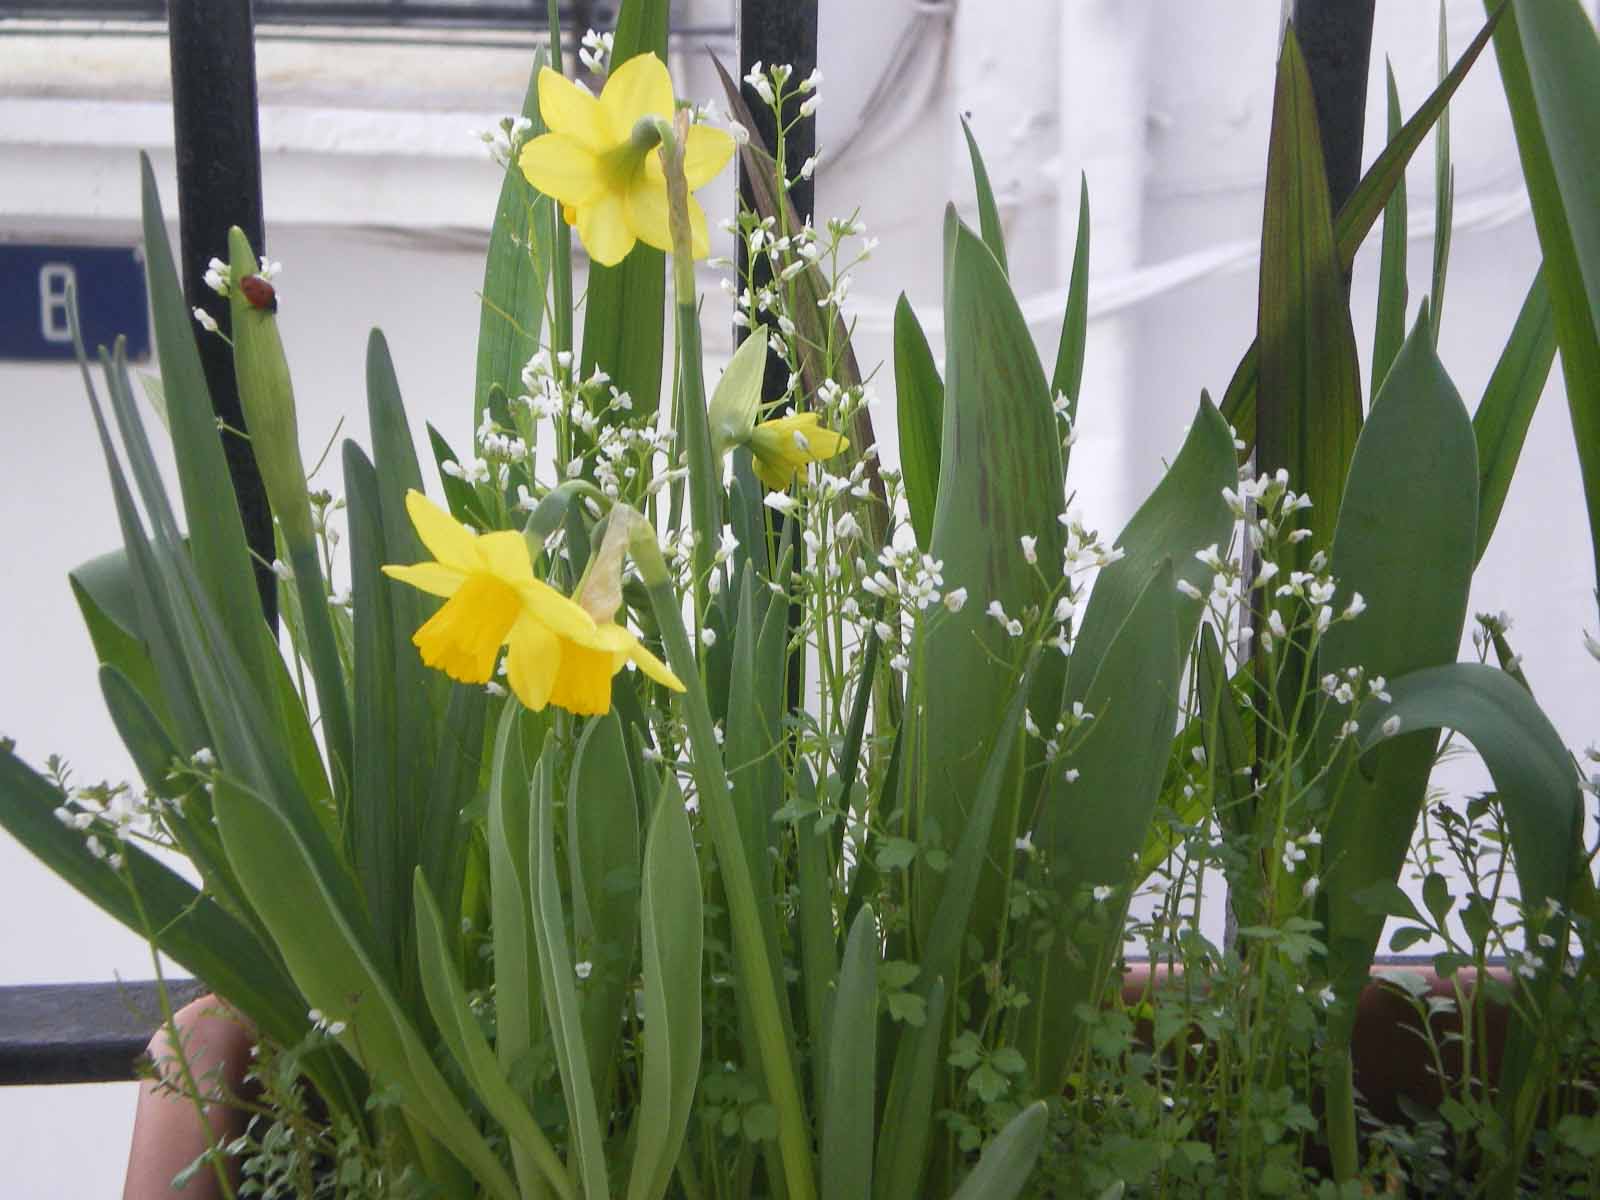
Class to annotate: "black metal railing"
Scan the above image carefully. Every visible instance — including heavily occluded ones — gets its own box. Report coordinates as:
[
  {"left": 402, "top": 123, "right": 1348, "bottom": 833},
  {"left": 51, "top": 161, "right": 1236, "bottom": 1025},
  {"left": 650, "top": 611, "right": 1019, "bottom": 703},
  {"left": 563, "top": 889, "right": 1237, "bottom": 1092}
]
[{"left": 0, "top": 2, "right": 618, "bottom": 30}]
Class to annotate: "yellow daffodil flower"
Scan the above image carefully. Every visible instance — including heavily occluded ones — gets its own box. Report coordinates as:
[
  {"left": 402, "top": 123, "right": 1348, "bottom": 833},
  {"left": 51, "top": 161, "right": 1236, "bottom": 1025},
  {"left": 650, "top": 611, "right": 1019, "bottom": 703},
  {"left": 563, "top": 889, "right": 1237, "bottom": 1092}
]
[
  {"left": 382, "top": 491, "right": 683, "bottom": 716},
  {"left": 747, "top": 411, "right": 850, "bottom": 491},
  {"left": 518, "top": 54, "right": 734, "bottom": 267}
]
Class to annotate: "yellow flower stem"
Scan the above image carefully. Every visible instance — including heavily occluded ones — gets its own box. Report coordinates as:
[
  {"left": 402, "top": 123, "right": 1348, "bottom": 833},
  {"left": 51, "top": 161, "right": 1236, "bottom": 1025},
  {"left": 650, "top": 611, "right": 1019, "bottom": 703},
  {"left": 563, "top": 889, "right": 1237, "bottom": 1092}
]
[
  {"left": 656, "top": 114, "right": 721, "bottom": 628},
  {"left": 630, "top": 526, "right": 819, "bottom": 1200}
]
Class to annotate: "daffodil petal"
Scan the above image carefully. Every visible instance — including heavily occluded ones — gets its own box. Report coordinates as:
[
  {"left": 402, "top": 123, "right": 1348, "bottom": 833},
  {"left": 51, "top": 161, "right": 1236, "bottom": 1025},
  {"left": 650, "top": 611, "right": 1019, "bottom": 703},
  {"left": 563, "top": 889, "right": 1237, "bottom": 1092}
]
[
  {"left": 547, "top": 638, "right": 618, "bottom": 716},
  {"left": 537, "top": 67, "right": 612, "bottom": 150},
  {"left": 681, "top": 124, "right": 735, "bottom": 189},
  {"left": 577, "top": 189, "right": 636, "bottom": 266},
  {"left": 521, "top": 578, "right": 603, "bottom": 643},
  {"left": 476, "top": 530, "right": 535, "bottom": 586},
  {"left": 623, "top": 180, "right": 673, "bottom": 254},
  {"left": 629, "top": 640, "right": 685, "bottom": 692},
  {"left": 381, "top": 561, "right": 465, "bottom": 599},
  {"left": 504, "top": 612, "right": 560, "bottom": 711},
  {"left": 412, "top": 575, "right": 521, "bottom": 685},
  {"left": 519, "top": 133, "right": 605, "bottom": 207},
  {"left": 404, "top": 490, "right": 479, "bottom": 571},
  {"left": 599, "top": 53, "right": 674, "bottom": 133},
  {"left": 751, "top": 453, "right": 794, "bottom": 492}
]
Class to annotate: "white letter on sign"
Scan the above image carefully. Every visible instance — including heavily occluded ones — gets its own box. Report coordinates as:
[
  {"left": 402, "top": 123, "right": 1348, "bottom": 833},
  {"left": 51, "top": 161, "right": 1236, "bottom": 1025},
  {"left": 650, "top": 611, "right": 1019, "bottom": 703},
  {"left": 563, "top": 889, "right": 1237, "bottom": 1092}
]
[{"left": 40, "top": 263, "right": 77, "bottom": 344}]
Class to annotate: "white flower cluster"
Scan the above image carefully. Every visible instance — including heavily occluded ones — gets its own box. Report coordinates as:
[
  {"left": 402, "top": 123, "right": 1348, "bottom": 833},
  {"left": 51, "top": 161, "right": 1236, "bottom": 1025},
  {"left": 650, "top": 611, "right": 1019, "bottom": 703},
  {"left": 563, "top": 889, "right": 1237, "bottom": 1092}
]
[
  {"left": 472, "top": 114, "right": 533, "bottom": 169},
  {"left": 577, "top": 28, "right": 614, "bottom": 76}
]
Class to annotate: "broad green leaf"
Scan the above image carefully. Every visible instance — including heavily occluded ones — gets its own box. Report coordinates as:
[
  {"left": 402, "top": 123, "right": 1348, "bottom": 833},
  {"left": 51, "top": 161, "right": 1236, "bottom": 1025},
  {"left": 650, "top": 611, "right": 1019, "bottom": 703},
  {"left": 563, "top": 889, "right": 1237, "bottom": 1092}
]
[
  {"left": 475, "top": 48, "right": 550, "bottom": 432},
  {"left": 893, "top": 293, "right": 944, "bottom": 551},
  {"left": 529, "top": 756, "right": 610, "bottom": 1200},
  {"left": 578, "top": 2, "right": 669, "bottom": 424},
  {"left": 414, "top": 871, "right": 569, "bottom": 1200},
  {"left": 949, "top": 1102, "right": 1048, "bottom": 1200},
  {"left": 917, "top": 211, "right": 1063, "bottom": 948},
  {"left": 628, "top": 780, "right": 704, "bottom": 1200},
  {"left": 960, "top": 117, "right": 1009, "bottom": 276},
  {"left": 1222, "top": 8, "right": 1502, "bottom": 444},
  {"left": 1023, "top": 563, "right": 1181, "bottom": 1090},
  {"left": 1493, "top": 0, "right": 1600, "bottom": 605},
  {"left": 1372, "top": 62, "right": 1408, "bottom": 399},
  {"left": 70, "top": 554, "right": 167, "bottom": 731},
  {"left": 1317, "top": 313, "right": 1477, "bottom": 1019},
  {"left": 214, "top": 780, "right": 518, "bottom": 1200},
  {"left": 567, "top": 711, "right": 640, "bottom": 1105},
  {"left": 1065, "top": 394, "right": 1234, "bottom": 707},
  {"left": 1354, "top": 664, "right": 1578, "bottom": 919},
  {"left": 874, "top": 976, "right": 947, "bottom": 1200},
  {"left": 794, "top": 761, "right": 838, "bottom": 1103},
  {"left": 1255, "top": 28, "right": 1362, "bottom": 567},
  {"left": 822, "top": 906, "right": 880, "bottom": 1200},
  {"left": 1474, "top": 269, "right": 1556, "bottom": 561},
  {"left": 1051, "top": 174, "right": 1091, "bottom": 469}
]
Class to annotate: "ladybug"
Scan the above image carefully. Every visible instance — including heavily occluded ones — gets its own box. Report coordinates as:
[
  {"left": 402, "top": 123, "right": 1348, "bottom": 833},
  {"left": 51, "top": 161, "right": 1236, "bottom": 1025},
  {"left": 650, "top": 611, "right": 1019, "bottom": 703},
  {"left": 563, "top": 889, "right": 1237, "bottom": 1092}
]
[{"left": 239, "top": 274, "right": 277, "bottom": 312}]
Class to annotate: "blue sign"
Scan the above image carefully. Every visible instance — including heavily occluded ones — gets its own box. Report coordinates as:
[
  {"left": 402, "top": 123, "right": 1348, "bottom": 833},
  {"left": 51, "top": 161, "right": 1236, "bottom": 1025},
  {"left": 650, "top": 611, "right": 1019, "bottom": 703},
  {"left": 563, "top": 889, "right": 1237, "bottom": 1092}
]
[{"left": 0, "top": 243, "right": 151, "bottom": 362}]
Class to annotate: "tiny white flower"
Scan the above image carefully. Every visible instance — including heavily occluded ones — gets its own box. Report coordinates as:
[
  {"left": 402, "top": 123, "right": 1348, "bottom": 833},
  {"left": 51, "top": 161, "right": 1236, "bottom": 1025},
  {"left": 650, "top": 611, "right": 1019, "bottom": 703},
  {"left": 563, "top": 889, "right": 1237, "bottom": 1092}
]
[
  {"left": 1019, "top": 535, "right": 1037, "bottom": 564},
  {"left": 943, "top": 587, "right": 968, "bottom": 613},
  {"left": 1014, "top": 831, "right": 1034, "bottom": 854},
  {"left": 1381, "top": 714, "right": 1402, "bottom": 737},
  {"left": 1062, "top": 768, "right": 1081, "bottom": 784},
  {"left": 1302, "top": 875, "right": 1320, "bottom": 898},
  {"left": 1092, "top": 885, "right": 1112, "bottom": 903},
  {"left": 1343, "top": 592, "right": 1367, "bottom": 619},
  {"left": 1176, "top": 579, "right": 1203, "bottom": 600},
  {"left": 192, "top": 306, "right": 219, "bottom": 334},
  {"left": 701, "top": 626, "right": 718, "bottom": 648},
  {"left": 1316, "top": 986, "right": 1335, "bottom": 1006},
  {"left": 575, "top": 961, "right": 593, "bottom": 981}
]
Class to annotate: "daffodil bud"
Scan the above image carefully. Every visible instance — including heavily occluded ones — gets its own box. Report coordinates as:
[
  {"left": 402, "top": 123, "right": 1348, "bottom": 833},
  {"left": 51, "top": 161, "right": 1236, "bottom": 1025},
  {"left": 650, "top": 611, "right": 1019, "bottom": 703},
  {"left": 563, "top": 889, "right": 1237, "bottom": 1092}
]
[
  {"left": 707, "top": 331, "right": 768, "bottom": 459},
  {"left": 226, "top": 227, "right": 314, "bottom": 549}
]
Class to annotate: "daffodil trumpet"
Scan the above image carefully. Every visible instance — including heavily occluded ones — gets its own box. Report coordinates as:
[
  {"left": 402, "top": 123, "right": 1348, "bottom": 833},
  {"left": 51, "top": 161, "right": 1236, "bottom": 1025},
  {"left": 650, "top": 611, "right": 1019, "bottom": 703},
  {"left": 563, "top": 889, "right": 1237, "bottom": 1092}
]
[{"left": 382, "top": 490, "right": 682, "bottom": 716}]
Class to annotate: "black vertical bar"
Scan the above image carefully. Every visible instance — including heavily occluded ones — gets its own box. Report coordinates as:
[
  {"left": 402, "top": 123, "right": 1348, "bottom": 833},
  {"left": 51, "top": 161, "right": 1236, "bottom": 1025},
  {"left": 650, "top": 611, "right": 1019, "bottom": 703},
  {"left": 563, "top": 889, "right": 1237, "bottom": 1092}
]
[
  {"left": 168, "top": 0, "right": 277, "bottom": 629},
  {"left": 737, "top": 0, "right": 818, "bottom": 712},
  {"left": 1291, "top": 0, "right": 1377, "bottom": 216}
]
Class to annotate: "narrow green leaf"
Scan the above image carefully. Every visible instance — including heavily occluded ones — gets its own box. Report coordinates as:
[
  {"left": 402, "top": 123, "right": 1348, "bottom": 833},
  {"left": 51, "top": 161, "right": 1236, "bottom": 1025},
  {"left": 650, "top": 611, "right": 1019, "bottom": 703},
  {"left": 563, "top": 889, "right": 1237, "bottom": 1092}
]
[
  {"left": 1431, "top": 2, "right": 1455, "bottom": 345},
  {"left": 794, "top": 762, "right": 838, "bottom": 1099},
  {"left": 530, "top": 753, "right": 610, "bottom": 1200},
  {"left": 893, "top": 293, "right": 944, "bottom": 552},
  {"left": 70, "top": 556, "right": 167, "bottom": 731},
  {"left": 822, "top": 906, "right": 880, "bottom": 1200},
  {"left": 1494, "top": 0, "right": 1600, "bottom": 605},
  {"left": 1474, "top": 268, "right": 1556, "bottom": 561},
  {"left": 414, "top": 871, "right": 569, "bottom": 1200},
  {"left": 0, "top": 747, "right": 308, "bottom": 1053},
  {"left": 214, "top": 781, "right": 518, "bottom": 1200},
  {"left": 1255, "top": 28, "right": 1363, "bottom": 566},
  {"left": 476, "top": 48, "right": 550, "bottom": 432},
  {"left": 567, "top": 711, "right": 641, "bottom": 1104},
  {"left": 627, "top": 780, "right": 704, "bottom": 1200},
  {"left": 874, "top": 976, "right": 947, "bottom": 1200},
  {"left": 426, "top": 422, "right": 493, "bottom": 529},
  {"left": 960, "top": 117, "right": 1009, "bottom": 276},
  {"left": 949, "top": 1102, "right": 1049, "bottom": 1200},
  {"left": 486, "top": 704, "right": 545, "bottom": 1092},
  {"left": 137, "top": 157, "right": 271, "bottom": 687},
  {"left": 1222, "top": 8, "right": 1503, "bottom": 444},
  {"left": 1051, "top": 174, "right": 1091, "bottom": 471},
  {"left": 1372, "top": 62, "right": 1408, "bottom": 399}
]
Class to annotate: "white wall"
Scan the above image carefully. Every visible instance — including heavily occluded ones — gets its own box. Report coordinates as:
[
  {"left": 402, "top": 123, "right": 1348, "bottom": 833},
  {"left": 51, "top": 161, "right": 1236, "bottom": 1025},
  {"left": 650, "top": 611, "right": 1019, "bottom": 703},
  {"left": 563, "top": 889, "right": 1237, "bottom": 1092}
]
[{"left": 3, "top": 3, "right": 1598, "bottom": 1191}]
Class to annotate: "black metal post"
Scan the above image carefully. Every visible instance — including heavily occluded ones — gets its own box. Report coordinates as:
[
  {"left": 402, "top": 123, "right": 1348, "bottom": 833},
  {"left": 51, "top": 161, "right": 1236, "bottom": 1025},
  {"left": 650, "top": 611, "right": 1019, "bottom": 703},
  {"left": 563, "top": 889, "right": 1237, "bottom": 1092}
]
[
  {"left": 169, "top": 0, "right": 277, "bottom": 628},
  {"left": 1290, "top": 0, "right": 1377, "bottom": 216},
  {"left": 737, "top": 0, "right": 818, "bottom": 711}
]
